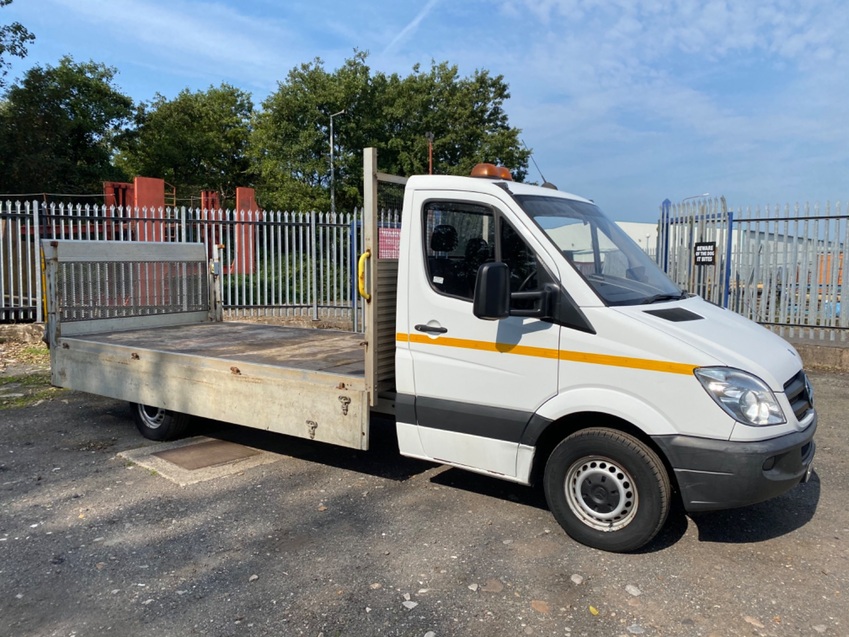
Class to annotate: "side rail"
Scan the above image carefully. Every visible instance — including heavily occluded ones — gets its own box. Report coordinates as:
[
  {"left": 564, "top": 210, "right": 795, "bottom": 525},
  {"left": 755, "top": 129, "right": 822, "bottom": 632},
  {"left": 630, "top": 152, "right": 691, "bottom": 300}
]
[{"left": 41, "top": 240, "right": 220, "bottom": 346}]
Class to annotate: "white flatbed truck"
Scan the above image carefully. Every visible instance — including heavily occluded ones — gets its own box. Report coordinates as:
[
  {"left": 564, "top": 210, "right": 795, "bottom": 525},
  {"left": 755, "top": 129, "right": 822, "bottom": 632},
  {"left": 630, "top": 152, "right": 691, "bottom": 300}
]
[{"left": 42, "top": 148, "right": 816, "bottom": 552}]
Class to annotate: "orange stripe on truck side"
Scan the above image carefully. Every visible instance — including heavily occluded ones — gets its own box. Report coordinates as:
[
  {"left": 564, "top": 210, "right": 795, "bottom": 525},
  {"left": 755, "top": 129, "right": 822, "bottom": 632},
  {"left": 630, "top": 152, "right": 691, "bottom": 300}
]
[{"left": 397, "top": 332, "right": 696, "bottom": 375}]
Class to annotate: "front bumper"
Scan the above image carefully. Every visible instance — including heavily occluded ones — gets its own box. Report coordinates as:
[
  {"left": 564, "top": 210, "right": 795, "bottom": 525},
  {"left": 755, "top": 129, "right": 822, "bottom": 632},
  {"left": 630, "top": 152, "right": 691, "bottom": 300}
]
[{"left": 652, "top": 415, "right": 817, "bottom": 512}]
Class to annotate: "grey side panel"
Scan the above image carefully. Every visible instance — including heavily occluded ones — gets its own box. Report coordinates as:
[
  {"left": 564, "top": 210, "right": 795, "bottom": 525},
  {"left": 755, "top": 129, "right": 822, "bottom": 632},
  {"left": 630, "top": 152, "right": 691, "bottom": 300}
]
[
  {"left": 59, "top": 312, "right": 212, "bottom": 336},
  {"left": 519, "top": 412, "right": 555, "bottom": 446},
  {"left": 395, "top": 393, "right": 416, "bottom": 424},
  {"left": 52, "top": 337, "right": 370, "bottom": 450},
  {"left": 412, "top": 395, "right": 532, "bottom": 443},
  {"left": 42, "top": 240, "right": 207, "bottom": 263}
]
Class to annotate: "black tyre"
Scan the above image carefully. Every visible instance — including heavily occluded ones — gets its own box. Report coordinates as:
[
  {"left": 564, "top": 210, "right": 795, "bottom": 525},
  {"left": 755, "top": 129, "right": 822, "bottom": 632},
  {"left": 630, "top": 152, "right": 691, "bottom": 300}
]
[
  {"left": 130, "top": 403, "right": 191, "bottom": 441},
  {"left": 543, "top": 428, "right": 670, "bottom": 552}
]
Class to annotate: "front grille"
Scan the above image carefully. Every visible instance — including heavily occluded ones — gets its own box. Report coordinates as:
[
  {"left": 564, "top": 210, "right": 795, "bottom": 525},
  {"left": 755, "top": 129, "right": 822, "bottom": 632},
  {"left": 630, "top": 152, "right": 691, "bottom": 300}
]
[{"left": 784, "top": 370, "right": 813, "bottom": 421}]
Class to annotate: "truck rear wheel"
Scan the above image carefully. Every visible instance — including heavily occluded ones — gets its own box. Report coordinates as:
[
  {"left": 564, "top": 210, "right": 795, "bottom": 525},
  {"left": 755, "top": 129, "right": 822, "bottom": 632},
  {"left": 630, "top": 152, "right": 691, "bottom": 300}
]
[
  {"left": 544, "top": 428, "right": 670, "bottom": 552},
  {"left": 130, "top": 403, "right": 191, "bottom": 441}
]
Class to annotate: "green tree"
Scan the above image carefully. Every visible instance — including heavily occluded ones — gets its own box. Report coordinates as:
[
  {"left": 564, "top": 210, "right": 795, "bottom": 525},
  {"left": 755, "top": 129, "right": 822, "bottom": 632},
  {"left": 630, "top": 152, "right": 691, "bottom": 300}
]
[
  {"left": 251, "top": 52, "right": 529, "bottom": 212},
  {"left": 379, "top": 61, "right": 530, "bottom": 181},
  {"left": 0, "top": 0, "right": 34, "bottom": 90},
  {"left": 117, "top": 84, "right": 254, "bottom": 203},
  {"left": 250, "top": 52, "right": 374, "bottom": 212},
  {"left": 0, "top": 56, "right": 133, "bottom": 194}
]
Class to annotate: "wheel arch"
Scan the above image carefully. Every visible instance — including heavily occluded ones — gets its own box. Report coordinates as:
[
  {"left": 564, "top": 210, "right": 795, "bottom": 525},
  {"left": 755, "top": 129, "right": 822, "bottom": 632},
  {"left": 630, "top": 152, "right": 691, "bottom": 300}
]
[{"left": 527, "top": 411, "right": 679, "bottom": 499}]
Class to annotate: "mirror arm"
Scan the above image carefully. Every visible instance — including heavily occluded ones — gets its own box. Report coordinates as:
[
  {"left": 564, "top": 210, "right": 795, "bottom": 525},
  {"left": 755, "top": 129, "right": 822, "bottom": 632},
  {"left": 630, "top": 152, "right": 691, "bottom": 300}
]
[{"left": 509, "top": 286, "right": 555, "bottom": 318}]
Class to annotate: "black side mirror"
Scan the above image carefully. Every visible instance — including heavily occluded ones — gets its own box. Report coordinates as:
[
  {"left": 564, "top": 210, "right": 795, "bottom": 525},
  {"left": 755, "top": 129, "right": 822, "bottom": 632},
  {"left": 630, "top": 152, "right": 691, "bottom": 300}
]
[{"left": 473, "top": 262, "right": 510, "bottom": 320}]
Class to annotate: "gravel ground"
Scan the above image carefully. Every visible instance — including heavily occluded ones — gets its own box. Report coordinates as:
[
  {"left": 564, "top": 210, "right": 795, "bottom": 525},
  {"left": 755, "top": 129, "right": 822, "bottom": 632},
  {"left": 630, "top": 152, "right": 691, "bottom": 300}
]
[{"left": 0, "top": 346, "right": 846, "bottom": 637}]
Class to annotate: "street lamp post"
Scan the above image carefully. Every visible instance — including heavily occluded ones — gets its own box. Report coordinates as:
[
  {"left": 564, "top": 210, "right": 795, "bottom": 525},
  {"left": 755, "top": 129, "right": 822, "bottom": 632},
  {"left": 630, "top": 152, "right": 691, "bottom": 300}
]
[
  {"left": 682, "top": 192, "right": 709, "bottom": 203},
  {"left": 329, "top": 109, "right": 345, "bottom": 214}
]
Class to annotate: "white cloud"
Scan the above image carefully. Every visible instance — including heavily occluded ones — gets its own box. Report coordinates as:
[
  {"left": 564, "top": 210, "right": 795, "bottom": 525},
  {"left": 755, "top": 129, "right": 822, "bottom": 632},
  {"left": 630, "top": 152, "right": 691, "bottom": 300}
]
[
  {"left": 476, "top": 0, "right": 849, "bottom": 214},
  {"left": 49, "top": 0, "right": 301, "bottom": 93}
]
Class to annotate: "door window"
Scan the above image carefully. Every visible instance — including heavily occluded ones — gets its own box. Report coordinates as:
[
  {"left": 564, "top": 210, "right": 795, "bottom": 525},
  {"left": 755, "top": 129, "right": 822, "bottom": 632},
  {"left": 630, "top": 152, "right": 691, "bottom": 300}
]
[{"left": 423, "top": 201, "right": 495, "bottom": 299}]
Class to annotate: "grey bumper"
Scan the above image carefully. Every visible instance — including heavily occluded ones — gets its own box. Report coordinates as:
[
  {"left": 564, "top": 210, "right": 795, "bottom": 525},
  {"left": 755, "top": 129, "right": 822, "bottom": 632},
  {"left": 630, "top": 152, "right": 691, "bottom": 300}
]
[{"left": 652, "top": 415, "right": 817, "bottom": 512}]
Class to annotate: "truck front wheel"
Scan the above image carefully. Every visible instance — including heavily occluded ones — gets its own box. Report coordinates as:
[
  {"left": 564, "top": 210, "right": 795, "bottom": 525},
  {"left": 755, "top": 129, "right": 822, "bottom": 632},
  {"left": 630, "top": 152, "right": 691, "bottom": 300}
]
[
  {"left": 130, "top": 403, "right": 191, "bottom": 441},
  {"left": 544, "top": 428, "right": 670, "bottom": 552}
]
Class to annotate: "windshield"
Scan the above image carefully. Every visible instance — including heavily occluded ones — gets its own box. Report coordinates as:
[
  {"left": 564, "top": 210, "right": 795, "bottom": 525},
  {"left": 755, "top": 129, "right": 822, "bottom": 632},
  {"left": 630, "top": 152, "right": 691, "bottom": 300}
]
[{"left": 516, "top": 195, "right": 684, "bottom": 306}]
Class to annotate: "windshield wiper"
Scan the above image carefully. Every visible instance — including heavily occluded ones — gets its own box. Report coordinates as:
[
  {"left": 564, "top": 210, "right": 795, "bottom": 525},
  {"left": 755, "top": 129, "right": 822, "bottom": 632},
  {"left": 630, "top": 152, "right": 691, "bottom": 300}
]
[{"left": 642, "top": 292, "right": 687, "bottom": 304}]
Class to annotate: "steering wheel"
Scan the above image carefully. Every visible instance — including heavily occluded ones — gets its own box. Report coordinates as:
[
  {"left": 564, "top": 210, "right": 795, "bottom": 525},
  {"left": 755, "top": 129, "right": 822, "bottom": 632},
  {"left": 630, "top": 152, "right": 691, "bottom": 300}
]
[{"left": 517, "top": 270, "right": 537, "bottom": 292}]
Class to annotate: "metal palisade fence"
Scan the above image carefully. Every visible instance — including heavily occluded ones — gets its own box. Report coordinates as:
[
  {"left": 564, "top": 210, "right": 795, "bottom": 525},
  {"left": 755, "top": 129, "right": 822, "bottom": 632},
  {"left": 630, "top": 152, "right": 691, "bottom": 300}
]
[
  {"left": 0, "top": 201, "right": 400, "bottom": 328},
  {"left": 5, "top": 197, "right": 846, "bottom": 340},
  {"left": 659, "top": 197, "right": 848, "bottom": 341}
]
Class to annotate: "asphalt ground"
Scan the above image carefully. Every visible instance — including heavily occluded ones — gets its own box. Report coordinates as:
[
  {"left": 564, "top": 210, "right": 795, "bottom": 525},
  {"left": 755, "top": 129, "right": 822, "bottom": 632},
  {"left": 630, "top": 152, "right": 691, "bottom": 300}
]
[{"left": 0, "top": 351, "right": 846, "bottom": 637}]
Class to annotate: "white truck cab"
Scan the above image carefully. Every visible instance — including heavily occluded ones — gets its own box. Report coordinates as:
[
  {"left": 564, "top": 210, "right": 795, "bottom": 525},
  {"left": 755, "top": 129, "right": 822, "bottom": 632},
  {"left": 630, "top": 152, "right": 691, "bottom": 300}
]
[{"left": 392, "top": 168, "right": 815, "bottom": 552}]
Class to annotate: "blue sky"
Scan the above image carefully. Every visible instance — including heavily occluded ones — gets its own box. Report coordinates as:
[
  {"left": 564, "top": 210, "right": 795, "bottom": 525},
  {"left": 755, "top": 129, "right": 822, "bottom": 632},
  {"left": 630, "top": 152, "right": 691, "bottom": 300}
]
[{"left": 4, "top": 0, "right": 848, "bottom": 221}]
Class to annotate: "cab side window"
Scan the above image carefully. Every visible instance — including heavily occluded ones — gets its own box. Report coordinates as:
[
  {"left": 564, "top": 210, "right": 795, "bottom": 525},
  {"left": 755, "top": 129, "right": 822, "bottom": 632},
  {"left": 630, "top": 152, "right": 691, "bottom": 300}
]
[{"left": 423, "top": 201, "right": 494, "bottom": 300}]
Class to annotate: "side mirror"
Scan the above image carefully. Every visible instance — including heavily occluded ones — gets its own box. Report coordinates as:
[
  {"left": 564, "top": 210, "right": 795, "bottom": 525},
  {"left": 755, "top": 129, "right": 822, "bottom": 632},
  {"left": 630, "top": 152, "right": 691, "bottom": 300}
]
[{"left": 473, "top": 262, "right": 510, "bottom": 320}]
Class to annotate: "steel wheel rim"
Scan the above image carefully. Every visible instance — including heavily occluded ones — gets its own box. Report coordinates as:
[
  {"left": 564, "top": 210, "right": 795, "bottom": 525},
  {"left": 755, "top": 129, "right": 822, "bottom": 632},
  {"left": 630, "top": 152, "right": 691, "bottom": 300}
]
[
  {"left": 565, "top": 455, "right": 638, "bottom": 531},
  {"left": 137, "top": 405, "right": 166, "bottom": 430}
]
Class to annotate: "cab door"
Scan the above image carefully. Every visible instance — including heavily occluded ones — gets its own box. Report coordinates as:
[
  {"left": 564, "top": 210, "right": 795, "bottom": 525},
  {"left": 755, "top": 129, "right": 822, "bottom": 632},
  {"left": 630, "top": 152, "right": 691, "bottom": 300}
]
[{"left": 403, "top": 191, "right": 560, "bottom": 479}]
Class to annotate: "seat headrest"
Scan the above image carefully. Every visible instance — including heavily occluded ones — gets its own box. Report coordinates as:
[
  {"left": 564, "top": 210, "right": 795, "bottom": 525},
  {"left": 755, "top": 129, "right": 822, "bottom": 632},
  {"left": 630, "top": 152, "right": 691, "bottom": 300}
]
[
  {"left": 431, "top": 224, "right": 458, "bottom": 252},
  {"left": 465, "top": 237, "right": 489, "bottom": 260}
]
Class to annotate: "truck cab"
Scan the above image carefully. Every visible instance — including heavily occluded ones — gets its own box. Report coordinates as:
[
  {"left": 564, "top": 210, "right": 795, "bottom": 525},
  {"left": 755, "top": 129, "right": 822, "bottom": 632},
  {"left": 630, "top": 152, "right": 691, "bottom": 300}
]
[{"left": 391, "top": 167, "right": 815, "bottom": 552}]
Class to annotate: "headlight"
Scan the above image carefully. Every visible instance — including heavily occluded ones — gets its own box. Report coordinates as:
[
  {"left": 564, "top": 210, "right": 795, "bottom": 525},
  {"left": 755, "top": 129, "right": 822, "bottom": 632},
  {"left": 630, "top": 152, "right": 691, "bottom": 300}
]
[{"left": 694, "top": 367, "right": 786, "bottom": 426}]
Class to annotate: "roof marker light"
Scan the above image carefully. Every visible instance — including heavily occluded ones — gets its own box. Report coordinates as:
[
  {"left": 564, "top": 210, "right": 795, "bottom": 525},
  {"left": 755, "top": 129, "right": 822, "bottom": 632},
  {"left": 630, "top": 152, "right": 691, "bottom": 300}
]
[{"left": 471, "top": 163, "right": 513, "bottom": 181}]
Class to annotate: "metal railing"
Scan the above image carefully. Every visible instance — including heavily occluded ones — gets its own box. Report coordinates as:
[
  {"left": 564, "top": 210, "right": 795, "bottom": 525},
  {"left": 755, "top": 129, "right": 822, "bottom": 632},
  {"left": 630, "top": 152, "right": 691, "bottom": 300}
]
[
  {"left": 10, "top": 196, "right": 845, "bottom": 340},
  {"left": 1, "top": 201, "right": 400, "bottom": 327},
  {"left": 660, "top": 198, "right": 848, "bottom": 341}
]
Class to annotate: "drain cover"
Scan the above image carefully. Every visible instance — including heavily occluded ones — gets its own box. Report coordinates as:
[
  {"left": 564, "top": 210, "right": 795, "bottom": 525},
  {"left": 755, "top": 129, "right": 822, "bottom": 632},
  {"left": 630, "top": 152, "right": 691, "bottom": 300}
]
[
  {"left": 119, "top": 436, "right": 281, "bottom": 486},
  {"left": 152, "top": 439, "right": 260, "bottom": 471}
]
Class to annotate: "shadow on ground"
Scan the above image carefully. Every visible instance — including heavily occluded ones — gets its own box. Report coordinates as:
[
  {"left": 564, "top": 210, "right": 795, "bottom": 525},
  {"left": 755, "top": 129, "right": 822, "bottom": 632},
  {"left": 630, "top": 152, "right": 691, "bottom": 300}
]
[{"left": 178, "top": 411, "right": 435, "bottom": 482}]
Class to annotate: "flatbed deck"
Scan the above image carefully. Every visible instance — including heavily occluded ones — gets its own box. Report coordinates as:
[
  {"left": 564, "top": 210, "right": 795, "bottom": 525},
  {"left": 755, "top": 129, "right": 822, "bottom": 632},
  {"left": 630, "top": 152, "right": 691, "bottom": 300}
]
[
  {"left": 69, "top": 322, "right": 366, "bottom": 377},
  {"left": 52, "top": 322, "right": 371, "bottom": 449},
  {"left": 40, "top": 181, "right": 387, "bottom": 451}
]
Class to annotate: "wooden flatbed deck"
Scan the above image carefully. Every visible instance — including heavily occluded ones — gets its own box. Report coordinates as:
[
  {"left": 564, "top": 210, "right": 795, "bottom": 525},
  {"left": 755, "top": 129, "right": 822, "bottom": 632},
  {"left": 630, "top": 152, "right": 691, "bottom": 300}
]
[{"left": 71, "top": 322, "right": 366, "bottom": 377}]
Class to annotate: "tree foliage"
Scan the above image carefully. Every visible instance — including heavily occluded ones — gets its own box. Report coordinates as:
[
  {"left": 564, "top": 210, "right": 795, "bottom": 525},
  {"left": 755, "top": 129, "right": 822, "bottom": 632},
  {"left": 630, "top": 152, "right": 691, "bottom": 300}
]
[
  {"left": 117, "top": 84, "right": 254, "bottom": 204},
  {"left": 0, "top": 0, "right": 34, "bottom": 90},
  {"left": 252, "top": 52, "right": 530, "bottom": 212},
  {"left": 379, "top": 61, "right": 530, "bottom": 181},
  {"left": 0, "top": 49, "right": 529, "bottom": 209},
  {"left": 0, "top": 56, "right": 133, "bottom": 194},
  {"left": 250, "top": 53, "right": 375, "bottom": 211}
]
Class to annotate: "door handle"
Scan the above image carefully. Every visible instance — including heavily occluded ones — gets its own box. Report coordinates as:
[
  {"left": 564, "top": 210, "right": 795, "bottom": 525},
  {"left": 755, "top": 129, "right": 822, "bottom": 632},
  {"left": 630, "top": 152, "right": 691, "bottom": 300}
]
[{"left": 414, "top": 324, "right": 448, "bottom": 334}]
